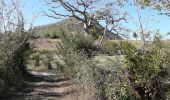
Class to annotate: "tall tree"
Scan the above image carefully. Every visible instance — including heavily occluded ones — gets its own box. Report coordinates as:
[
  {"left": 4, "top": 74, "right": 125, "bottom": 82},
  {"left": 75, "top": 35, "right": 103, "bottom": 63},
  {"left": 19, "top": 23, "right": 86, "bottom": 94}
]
[
  {"left": 45, "top": 0, "right": 128, "bottom": 39},
  {"left": 134, "top": 0, "right": 170, "bottom": 16}
]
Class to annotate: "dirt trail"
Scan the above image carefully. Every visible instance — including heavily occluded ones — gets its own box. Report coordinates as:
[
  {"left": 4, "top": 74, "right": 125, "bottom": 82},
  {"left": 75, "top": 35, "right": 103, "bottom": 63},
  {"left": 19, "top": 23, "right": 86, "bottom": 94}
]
[{"left": 1, "top": 71, "right": 78, "bottom": 100}]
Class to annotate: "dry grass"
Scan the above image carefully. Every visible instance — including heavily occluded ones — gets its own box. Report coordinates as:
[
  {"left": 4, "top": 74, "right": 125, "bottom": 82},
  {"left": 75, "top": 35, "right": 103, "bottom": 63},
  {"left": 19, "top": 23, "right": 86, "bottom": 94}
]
[{"left": 34, "top": 38, "right": 61, "bottom": 50}]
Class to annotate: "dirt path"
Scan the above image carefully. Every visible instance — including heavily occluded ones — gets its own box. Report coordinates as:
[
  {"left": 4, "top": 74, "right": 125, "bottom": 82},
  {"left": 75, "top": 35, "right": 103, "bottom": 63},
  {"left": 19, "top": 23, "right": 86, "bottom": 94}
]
[{"left": 1, "top": 71, "right": 78, "bottom": 100}]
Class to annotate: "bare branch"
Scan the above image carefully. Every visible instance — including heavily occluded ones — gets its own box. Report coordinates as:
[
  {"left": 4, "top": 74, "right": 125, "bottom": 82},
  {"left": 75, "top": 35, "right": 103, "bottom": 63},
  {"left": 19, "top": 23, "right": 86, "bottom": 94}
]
[
  {"left": 48, "top": 9, "right": 71, "bottom": 17},
  {"left": 45, "top": 0, "right": 126, "bottom": 39}
]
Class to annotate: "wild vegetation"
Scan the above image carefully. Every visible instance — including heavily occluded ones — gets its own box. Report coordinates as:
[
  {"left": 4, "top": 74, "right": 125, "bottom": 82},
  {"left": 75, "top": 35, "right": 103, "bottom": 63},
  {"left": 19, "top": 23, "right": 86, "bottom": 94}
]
[
  {"left": 0, "top": 0, "right": 170, "bottom": 100},
  {"left": 0, "top": 1, "right": 33, "bottom": 94}
]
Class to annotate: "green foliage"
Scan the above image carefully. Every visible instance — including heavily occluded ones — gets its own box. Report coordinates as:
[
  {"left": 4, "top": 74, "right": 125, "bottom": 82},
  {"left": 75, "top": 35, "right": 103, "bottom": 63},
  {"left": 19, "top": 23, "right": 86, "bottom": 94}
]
[
  {"left": 0, "top": 32, "right": 32, "bottom": 90},
  {"left": 56, "top": 31, "right": 134, "bottom": 99},
  {"left": 54, "top": 30, "right": 170, "bottom": 99},
  {"left": 105, "top": 81, "right": 135, "bottom": 100},
  {"left": 30, "top": 51, "right": 41, "bottom": 66},
  {"left": 57, "top": 31, "right": 98, "bottom": 62},
  {"left": 43, "top": 29, "right": 61, "bottom": 39},
  {"left": 73, "top": 34, "right": 99, "bottom": 57},
  {"left": 135, "top": 0, "right": 170, "bottom": 16},
  {"left": 56, "top": 31, "right": 87, "bottom": 76},
  {"left": 120, "top": 35, "right": 170, "bottom": 99},
  {"left": 120, "top": 41, "right": 137, "bottom": 57},
  {"left": 44, "top": 32, "right": 50, "bottom": 38},
  {"left": 100, "top": 40, "right": 120, "bottom": 55},
  {"left": 42, "top": 50, "right": 53, "bottom": 70}
]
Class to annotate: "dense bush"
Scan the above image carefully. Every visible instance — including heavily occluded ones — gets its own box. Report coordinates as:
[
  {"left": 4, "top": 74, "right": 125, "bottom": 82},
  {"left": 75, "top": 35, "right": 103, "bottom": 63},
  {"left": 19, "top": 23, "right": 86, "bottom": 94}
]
[
  {"left": 120, "top": 35, "right": 170, "bottom": 99},
  {"left": 43, "top": 29, "right": 61, "bottom": 39},
  {"left": 55, "top": 31, "right": 133, "bottom": 99},
  {"left": 56, "top": 31, "right": 98, "bottom": 63},
  {"left": 30, "top": 51, "right": 41, "bottom": 66},
  {"left": 0, "top": 32, "right": 32, "bottom": 91},
  {"left": 100, "top": 40, "right": 120, "bottom": 55},
  {"left": 81, "top": 62, "right": 134, "bottom": 100},
  {"left": 73, "top": 34, "right": 99, "bottom": 57},
  {"left": 43, "top": 51, "right": 53, "bottom": 70},
  {"left": 56, "top": 30, "right": 170, "bottom": 100},
  {"left": 56, "top": 32, "right": 86, "bottom": 76}
]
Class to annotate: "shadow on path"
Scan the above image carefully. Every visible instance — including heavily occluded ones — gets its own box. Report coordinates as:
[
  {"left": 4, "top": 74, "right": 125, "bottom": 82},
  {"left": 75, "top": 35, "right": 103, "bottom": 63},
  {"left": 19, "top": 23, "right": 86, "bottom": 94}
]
[{"left": 0, "top": 71, "right": 74, "bottom": 100}]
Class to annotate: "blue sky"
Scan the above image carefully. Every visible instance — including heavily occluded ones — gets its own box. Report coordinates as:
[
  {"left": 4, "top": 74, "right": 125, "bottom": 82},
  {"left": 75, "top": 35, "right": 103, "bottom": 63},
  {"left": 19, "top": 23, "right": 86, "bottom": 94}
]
[
  {"left": 23, "top": 0, "right": 57, "bottom": 26},
  {"left": 23, "top": 0, "right": 170, "bottom": 39}
]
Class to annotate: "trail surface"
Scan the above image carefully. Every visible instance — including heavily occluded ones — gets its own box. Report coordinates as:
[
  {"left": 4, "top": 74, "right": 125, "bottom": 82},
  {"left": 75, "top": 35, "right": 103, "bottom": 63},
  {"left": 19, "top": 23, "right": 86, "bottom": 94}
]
[{"left": 1, "top": 71, "right": 78, "bottom": 100}]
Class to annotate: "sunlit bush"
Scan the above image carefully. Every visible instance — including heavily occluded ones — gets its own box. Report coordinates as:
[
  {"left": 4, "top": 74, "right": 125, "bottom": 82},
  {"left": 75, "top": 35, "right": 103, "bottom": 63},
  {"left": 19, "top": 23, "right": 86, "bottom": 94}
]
[{"left": 120, "top": 34, "right": 170, "bottom": 99}]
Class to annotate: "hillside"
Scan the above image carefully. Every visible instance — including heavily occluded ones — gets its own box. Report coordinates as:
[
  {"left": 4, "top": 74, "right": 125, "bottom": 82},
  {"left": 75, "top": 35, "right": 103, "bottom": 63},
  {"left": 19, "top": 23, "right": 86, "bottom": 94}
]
[{"left": 33, "top": 18, "right": 122, "bottom": 39}]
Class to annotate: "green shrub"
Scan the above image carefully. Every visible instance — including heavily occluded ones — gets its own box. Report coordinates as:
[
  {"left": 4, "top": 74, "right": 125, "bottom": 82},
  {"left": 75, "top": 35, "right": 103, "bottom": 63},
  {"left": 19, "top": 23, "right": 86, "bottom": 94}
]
[
  {"left": 42, "top": 51, "right": 53, "bottom": 70},
  {"left": 120, "top": 35, "right": 170, "bottom": 99},
  {"left": 73, "top": 34, "right": 99, "bottom": 57},
  {"left": 100, "top": 40, "right": 120, "bottom": 55},
  {"left": 44, "top": 32, "right": 50, "bottom": 38},
  {"left": 0, "top": 32, "right": 32, "bottom": 90},
  {"left": 43, "top": 29, "right": 61, "bottom": 39},
  {"left": 50, "top": 32, "right": 60, "bottom": 39},
  {"left": 56, "top": 31, "right": 132, "bottom": 99},
  {"left": 56, "top": 31, "right": 98, "bottom": 75},
  {"left": 30, "top": 51, "right": 41, "bottom": 66}
]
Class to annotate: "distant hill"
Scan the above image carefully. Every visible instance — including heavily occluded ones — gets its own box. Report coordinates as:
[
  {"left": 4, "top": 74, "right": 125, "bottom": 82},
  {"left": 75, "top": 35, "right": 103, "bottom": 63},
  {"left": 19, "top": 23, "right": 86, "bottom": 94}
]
[{"left": 33, "top": 18, "right": 122, "bottom": 39}]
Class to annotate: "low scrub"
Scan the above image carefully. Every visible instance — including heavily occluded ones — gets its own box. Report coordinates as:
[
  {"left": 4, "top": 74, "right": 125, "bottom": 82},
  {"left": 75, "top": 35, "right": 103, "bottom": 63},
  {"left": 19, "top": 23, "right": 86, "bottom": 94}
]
[
  {"left": 55, "top": 31, "right": 132, "bottom": 99},
  {"left": 0, "top": 32, "right": 32, "bottom": 92},
  {"left": 120, "top": 35, "right": 170, "bottom": 99},
  {"left": 100, "top": 40, "right": 120, "bottom": 55},
  {"left": 43, "top": 29, "right": 61, "bottom": 39}
]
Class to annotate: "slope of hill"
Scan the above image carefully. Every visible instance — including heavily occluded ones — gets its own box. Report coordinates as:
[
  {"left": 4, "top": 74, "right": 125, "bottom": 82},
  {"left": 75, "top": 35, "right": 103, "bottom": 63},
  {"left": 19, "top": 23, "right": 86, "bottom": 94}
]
[{"left": 33, "top": 18, "right": 122, "bottom": 39}]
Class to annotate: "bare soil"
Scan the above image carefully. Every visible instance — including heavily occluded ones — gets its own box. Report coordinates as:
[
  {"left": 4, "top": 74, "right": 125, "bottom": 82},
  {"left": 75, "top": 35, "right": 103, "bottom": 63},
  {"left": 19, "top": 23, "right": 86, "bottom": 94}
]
[
  {"left": 0, "top": 71, "right": 83, "bottom": 100},
  {"left": 34, "top": 39, "right": 60, "bottom": 50}
]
